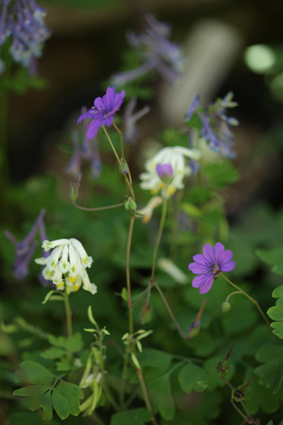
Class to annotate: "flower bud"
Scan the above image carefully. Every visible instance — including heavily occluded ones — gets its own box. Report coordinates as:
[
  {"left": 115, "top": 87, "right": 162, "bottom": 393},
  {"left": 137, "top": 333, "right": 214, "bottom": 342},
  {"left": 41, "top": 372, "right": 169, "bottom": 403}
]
[
  {"left": 125, "top": 198, "right": 137, "bottom": 212},
  {"left": 221, "top": 301, "right": 231, "bottom": 313},
  {"left": 119, "top": 163, "right": 128, "bottom": 175},
  {"left": 216, "top": 344, "right": 233, "bottom": 376},
  {"left": 156, "top": 163, "right": 173, "bottom": 183},
  {"left": 140, "top": 303, "right": 153, "bottom": 324}
]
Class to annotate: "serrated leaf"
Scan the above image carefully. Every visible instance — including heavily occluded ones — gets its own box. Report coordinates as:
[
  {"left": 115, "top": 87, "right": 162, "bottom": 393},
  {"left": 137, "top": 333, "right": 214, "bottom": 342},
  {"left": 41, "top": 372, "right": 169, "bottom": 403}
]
[
  {"left": 56, "top": 380, "right": 83, "bottom": 416},
  {"left": 52, "top": 388, "right": 70, "bottom": 420},
  {"left": 41, "top": 347, "right": 66, "bottom": 359},
  {"left": 178, "top": 363, "right": 208, "bottom": 393},
  {"left": 15, "top": 361, "right": 54, "bottom": 385},
  {"left": 256, "top": 344, "right": 283, "bottom": 393},
  {"left": 110, "top": 408, "right": 152, "bottom": 425}
]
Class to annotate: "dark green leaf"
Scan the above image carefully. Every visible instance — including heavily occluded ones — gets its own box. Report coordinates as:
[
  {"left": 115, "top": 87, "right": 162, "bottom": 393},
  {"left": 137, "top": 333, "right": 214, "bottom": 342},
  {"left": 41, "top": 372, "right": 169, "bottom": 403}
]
[
  {"left": 256, "top": 249, "right": 283, "bottom": 275},
  {"left": 65, "top": 332, "right": 84, "bottom": 353},
  {"left": 178, "top": 363, "right": 208, "bottom": 393},
  {"left": 15, "top": 361, "right": 54, "bottom": 385},
  {"left": 204, "top": 162, "right": 239, "bottom": 189},
  {"left": 8, "top": 412, "right": 46, "bottom": 425},
  {"left": 56, "top": 356, "right": 72, "bottom": 372},
  {"left": 110, "top": 408, "right": 152, "bottom": 425},
  {"left": 56, "top": 380, "right": 83, "bottom": 416},
  {"left": 256, "top": 344, "right": 283, "bottom": 393},
  {"left": 41, "top": 347, "right": 66, "bottom": 359},
  {"left": 14, "top": 385, "right": 50, "bottom": 397},
  {"left": 52, "top": 388, "right": 70, "bottom": 420}
]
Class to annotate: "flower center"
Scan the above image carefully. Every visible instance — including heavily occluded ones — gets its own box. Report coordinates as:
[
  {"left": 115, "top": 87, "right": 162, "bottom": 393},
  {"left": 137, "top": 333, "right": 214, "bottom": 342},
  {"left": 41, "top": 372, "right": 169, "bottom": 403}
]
[{"left": 212, "top": 264, "right": 220, "bottom": 279}]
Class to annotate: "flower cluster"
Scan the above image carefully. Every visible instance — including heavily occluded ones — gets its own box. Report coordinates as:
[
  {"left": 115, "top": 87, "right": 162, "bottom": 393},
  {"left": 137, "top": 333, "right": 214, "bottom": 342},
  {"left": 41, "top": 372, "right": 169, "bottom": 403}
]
[
  {"left": 4, "top": 209, "right": 46, "bottom": 279},
  {"left": 139, "top": 146, "right": 201, "bottom": 197},
  {"left": 77, "top": 86, "right": 125, "bottom": 139},
  {"left": 188, "top": 242, "right": 236, "bottom": 294},
  {"left": 0, "top": 0, "right": 51, "bottom": 74},
  {"left": 111, "top": 14, "right": 184, "bottom": 86},
  {"left": 35, "top": 238, "right": 97, "bottom": 295},
  {"left": 186, "top": 92, "right": 239, "bottom": 159}
]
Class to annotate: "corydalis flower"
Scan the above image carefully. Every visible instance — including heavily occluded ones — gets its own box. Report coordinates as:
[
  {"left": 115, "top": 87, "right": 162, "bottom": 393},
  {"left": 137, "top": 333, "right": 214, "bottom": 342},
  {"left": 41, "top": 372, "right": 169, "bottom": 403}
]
[
  {"left": 156, "top": 163, "right": 173, "bottom": 183},
  {"left": 35, "top": 238, "right": 97, "bottom": 295},
  {"left": 77, "top": 86, "right": 125, "bottom": 139},
  {"left": 4, "top": 209, "right": 46, "bottom": 279},
  {"left": 140, "top": 146, "right": 201, "bottom": 197},
  {"left": 0, "top": 0, "right": 51, "bottom": 74},
  {"left": 186, "top": 92, "right": 238, "bottom": 159},
  {"left": 188, "top": 242, "right": 236, "bottom": 294},
  {"left": 111, "top": 14, "right": 184, "bottom": 86}
]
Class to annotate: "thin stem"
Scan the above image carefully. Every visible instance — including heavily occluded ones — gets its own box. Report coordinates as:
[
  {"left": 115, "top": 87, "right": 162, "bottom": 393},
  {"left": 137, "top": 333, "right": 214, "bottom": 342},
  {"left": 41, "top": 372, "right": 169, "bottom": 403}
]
[
  {"left": 64, "top": 289, "right": 73, "bottom": 338},
  {"left": 136, "top": 368, "right": 158, "bottom": 425},
  {"left": 126, "top": 215, "right": 135, "bottom": 332},
  {"left": 102, "top": 125, "right": 121, "bottom": 164},
  {"left": 120, "top": 349, "right": 130, "bottom": 407},
  {"left": 112, "top": 121, "right": 125, "bottom": 162},
  {"left": 154, "top": 281, "right": 188, "bottom": 339},
  {"left": 131, "top": 287, "right": 149, "bottom": 309},
  {"left": 72, "top": 200, "right": 124, "bottom": 212},
  {"left": 220, "top": 273, "right": 279, "bottom": 344},
  {"left": 150, "top": 190, "right": 168, "bottom": 281},
  {"left": 225, "top": 291, "right": 242, "bottom": 303},
  {"left": 230, "top": 400, "right": 251, "bottom": 424}
]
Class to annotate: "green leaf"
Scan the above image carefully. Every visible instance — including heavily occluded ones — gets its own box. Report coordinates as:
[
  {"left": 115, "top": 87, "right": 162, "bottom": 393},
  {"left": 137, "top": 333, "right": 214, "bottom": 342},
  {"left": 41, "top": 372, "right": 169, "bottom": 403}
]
[
  {"left": 186, "top": 187, "right": 213, "bottom": 205},
  {"left": 65, "top": 332, "right": 84, "bottom": 353},
  {"left": 178, "top": 363, "right": 208, "bottom": 393},
  {"left": 52, "top": 388, "right": 70, "bottom": 420},
  {"left": 56, "top": 380, "right": 83, "bottom": 416},
  {"left": 147, "top": 372, "right": 175, "bottom": 421},
  {"left": 15, "top": 361, "right": 54, "bottom": 385},
  {"left": 204, "top": 162, "right": 239, "bottom": 189},
  {"left": 48, "top": 335, "right": 67, "bottom": 348},
  {"left": 56, "top": 356, "right": 72, "bottom": 372},
  {"left": 111, "top": 408, "right": 152, "bottom": 425},
  {"left": 256, "top": 344, "right": 283, "bottom": 393},
  {"left": 8, "top": 412, "right": 46, "bottom": 425},
  {"left": 41, "top": 347, "right": 66, "bottom": 359},
  {"left": 256, "top": 249, "right": 283, "bottom": 275},
  {"left": 121, "top": 287, "right": 128, "bottom": 301},
  {"left": 13, "top": 385, "right": 50, "bottom": 397}
]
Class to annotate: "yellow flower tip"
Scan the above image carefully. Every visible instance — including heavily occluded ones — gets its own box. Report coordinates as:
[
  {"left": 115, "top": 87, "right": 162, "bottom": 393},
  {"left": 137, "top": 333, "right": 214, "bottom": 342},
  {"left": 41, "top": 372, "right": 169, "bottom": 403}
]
[
  {"left": 73, "top": 282, "right": 82, "bottom": 292},
  {"left": 167, "top": 186, "right": 176, "bottom": 196},
  {"left": 69, "top": 275, "right": 78, "bottom": 283},
  {"left": 57, "top": 281, "right": 64, "bottom": 288},
  {"left": 142, "top": 215, "right": 151, "bottom": 224}
]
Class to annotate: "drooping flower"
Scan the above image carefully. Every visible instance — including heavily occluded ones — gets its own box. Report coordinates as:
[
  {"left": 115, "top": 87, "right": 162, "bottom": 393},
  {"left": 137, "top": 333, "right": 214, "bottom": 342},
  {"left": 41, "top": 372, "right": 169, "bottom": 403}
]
[
  {"left": 136, "top": 196, "right": 163, "bottom": 223},
  {"left": 0, "top": 0, "right": 51, "bottom": 75},
  {"left": 77, "top": 86, "right": 125, "bottom": 139},
  {"left": 188, "top": 242, "right": 236, "bottom": 294},
  {"left": 123, "top": 97, "right": 150, "bottom": 144},
  {"left": 4, "top": 209, "right": 46, "bottom": 279},
  {"left": 111, "top": 14, "right": 184, "bottom": 86},
  {"left": 185, "top": 92, "right": 238, "bottom": 159},
  {"left": 35, "top": 238, "right": 97, "bottom": 295},
  {"left": 140, "top": 146, "right": 201, "bottom": 197}
]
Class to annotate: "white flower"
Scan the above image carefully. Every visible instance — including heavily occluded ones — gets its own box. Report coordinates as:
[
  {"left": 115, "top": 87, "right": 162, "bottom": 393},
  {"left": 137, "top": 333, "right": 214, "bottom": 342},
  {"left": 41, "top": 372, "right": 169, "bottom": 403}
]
[
  {"left": 139, "top": 146, "right": 201, "bottom": 197},
  {"left": 136, "top": 196, "right": 163, "bottom": 223},
  {"left": 35, "top": 238, "right": 96, "bottom": 295}
]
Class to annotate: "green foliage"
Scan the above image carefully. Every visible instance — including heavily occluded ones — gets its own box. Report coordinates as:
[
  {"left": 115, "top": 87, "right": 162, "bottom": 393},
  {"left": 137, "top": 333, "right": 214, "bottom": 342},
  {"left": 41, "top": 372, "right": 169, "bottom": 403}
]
[
  {"left": 257, "top": 248, "right": 283, "bottom": 276},
  {"left": 178, "top": 363, "right": 208, "bottom": 393},
  {"left": 111, "top": 408, "right": 152, "bottom": 425},
  {"left": 204, "top": 161, "right": 240, "bottom": 189},
  {"left": 256, "top": 344, "right": 283, "bottom": 393},
  {"left": 266, "top": 285, "right": 283, "bottom": 339}
]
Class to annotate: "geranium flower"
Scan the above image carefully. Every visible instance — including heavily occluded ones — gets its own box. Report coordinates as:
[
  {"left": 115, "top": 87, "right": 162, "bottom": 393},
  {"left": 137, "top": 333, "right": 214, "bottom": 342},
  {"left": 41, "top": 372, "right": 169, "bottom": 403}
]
[
  {"left": 188, "top": 242, "right": 236, "bottom": 294},
  {"left": 77, "top": 86, "right": 125, "bottom": 139},
  {"left": 35, "top": 238, "right": 97, "bottom": 294},
  {"left": 139, "top": 146, "right": 201, "bottom": 197}
]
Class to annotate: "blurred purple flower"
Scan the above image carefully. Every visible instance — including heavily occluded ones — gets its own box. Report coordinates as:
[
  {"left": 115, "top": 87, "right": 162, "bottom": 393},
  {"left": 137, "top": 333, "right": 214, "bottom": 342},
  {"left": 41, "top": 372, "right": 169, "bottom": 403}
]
[
  {"left": 156, "top": 163, "right": 173, "bottom": 182},
  {"left": 186, "top": 92, "right": 238, "bottom": 159},
  {"left": 188, "top": 242, "right": 236, "bottom": 294},
  {"left": 124, "top": 97, "right": 150, "bottom": 144},
  {"left": 77, "top": 86, "right": 125, "bottom": 139},
  {"left": 4, "top": 209, "right": 46, "bottom": 280},
  {"left": 111, "top": 14, "right": 184, "bottom": 86},
  {"left": 0, "top": 0, "right": 51, "bottom": 75},
  {"left": 64, "top": 130, "right": 82, "bottom": 179}
]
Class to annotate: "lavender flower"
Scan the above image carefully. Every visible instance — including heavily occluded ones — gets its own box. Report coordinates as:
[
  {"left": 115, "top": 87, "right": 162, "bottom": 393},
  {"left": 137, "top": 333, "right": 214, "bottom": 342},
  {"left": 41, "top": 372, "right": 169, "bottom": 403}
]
[
  {"left": 0, "top": 0, "right": 51, "bottom": 74},
  {"left": 156, "top": 163, "right": 173, "bottom": 183},
  {"left": 77, "top": 86, "right": 125, "bottom": 139},
  {"left": 186, "top": 92, "right": 238, "bottom": 159},
  {"left": 123, "top": 97, "right": 150, "bottom": 144},
  {"left": 111, "top": 14, "right": 184, "bottom": 86},
  {"left": 64, "top": 130, "right": 82, "bottom": 179},
  {"left": 188, "top": 242, "right": 236, "bottom": 294},
  {"left": 4, "top": 209, "right": 46, "bottom": 279}
]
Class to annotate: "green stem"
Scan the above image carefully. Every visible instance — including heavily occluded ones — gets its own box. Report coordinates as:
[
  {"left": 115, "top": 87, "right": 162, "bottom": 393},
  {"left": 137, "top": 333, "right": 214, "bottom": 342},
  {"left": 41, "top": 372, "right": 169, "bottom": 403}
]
[
  {"left": 112, "top": 121, "right": 125, "bottom": 162},
  {"left": 169, "top": 189, "right": 183, "bottom": 262},
  {"left": 102, "top": 125, "right": 121, "bottom": 164},
  {"left": 131, "top": 287, "right": 149, "bottom": 309},
  {"left": 64, "top": 289, "right": 73, "bottom": 338},
  {"left": 72, "top": 200, "right": 124, "bottom": 212},
  {"left": 120, "top": 349, "right": 130, "bottom": 407},
  {"left": 136, "top": 368, "right": 158, "bottom": 425},
  {"left": 220, "top": 273, "right": 279, "bottom": 344},
  {"left": 126, "top": 215, "right": 135, "bottom": 330},
  {"left": 150, "top": 189, "right": 168, "bottom": 281},
  {"left": 230, "top": 400, "right": 251, "bottom": 424}
]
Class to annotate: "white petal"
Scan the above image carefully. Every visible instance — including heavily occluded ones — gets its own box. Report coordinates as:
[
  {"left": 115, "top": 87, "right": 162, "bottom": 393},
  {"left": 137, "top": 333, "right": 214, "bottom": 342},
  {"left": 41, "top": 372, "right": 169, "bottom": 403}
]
[
  {"left": 42, "top": 239, "right": 70, "bottom": 252},
  {"left": 35, "top": 256, "right": 49, "bottom": 265},
  {"left": 82, "top": 272, "right": 97, "bottom": 295},
  {"left": 70, "top": 238, "right": 92, "bottom": 268},
  {"left": 68, "top": 244, "right": 83, "bottom": 277},
  {"left": 50, "top": 245, "right": 64, "bottom": 270},
  {"left": 59, "top": 244, "right": 70, "bottom": 273}
]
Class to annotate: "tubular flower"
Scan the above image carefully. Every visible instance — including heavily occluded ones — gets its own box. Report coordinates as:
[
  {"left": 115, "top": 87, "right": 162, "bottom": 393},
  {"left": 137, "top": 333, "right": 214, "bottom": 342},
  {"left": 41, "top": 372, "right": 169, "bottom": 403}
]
[
  {"left": 139, "top": 146, "right": 201, "bottom": 197},
  {"left": 0, "top": 0, "right": 51, "bottom": 74},
  {"left": 188, "top": 242, "right": 236, "bottom": 294},
  {"left": 35, "top": 238, "right": 97, "bottom": 295},
  {"left": 136, "top": 196, "right": 163, "bottom": 223},
  {"left": 77, "top": 86, "right": 125, "bottom": 139}
]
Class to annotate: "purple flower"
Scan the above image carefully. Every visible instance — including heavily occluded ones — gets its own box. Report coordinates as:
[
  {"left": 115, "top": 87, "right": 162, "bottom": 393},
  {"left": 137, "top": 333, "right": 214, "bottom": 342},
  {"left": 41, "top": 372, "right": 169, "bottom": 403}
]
[
  {"left": 4, "top": 209, "right": 46, "bottom": 279},
  {"left": 123, "top": 97, "right": 150, "bottom": 144},
  {"left": 77, "top": 86, "right": 125, "bottom": 139},
  {"left": 0, "top": 0, "right": 51, "bottom": 74},
  {"left": 156, "top": 163, "right": 173, "bottom": 182},
  {"left": 64, "top": 130, "right": 82, "bottom": 178},
  {"left": 188, "top": 242, "right": 236, "bottom": 294},
  {"left": 111, "top": 14, "right": 184, "bottom": 86}
]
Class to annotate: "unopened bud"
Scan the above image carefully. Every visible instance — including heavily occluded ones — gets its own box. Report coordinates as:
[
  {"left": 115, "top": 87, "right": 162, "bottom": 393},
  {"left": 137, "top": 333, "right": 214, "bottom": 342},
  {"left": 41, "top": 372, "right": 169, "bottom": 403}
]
[
  {"left": 188, "top": 321, "right": 200, "bottom": 339},
  {"left": 70, "top": 175, "right": 81, "bottom": 201},
  {"left": 231, "top": 372, "right": 258, "bottom": 402},
  {"left": 221, "top": 301, "right": 231, "bottom": 313},
  {"left": 125, "top": 198, "right": 137, "bottom": 212},
  {"left": 217, "top": 344, "right": 233, "bottom": 376},
  {"left": 140, "top": 303, "right": 153, "bottom": 324},
  {"left": 119, "top": 163, "right": 128, "bottom": 175}
]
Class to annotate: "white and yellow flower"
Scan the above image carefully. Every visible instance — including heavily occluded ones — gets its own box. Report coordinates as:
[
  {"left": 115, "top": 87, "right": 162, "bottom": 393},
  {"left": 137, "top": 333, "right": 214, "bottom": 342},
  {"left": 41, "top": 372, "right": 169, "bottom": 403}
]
[
  {"left": 35, "top": 238, "right": 96, "bottom": 295},
  {"left": 139, "top": 146, "right": 201, "bottom": 197}
]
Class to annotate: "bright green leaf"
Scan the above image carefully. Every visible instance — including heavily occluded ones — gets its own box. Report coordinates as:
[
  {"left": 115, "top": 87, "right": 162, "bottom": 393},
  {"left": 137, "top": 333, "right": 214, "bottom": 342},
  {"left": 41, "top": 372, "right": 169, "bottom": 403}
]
[
  {"left": 52, "top": 388, "right": 70, "bottom": 420},
  {"left": 41, "top": 347, "right": 66, "bottom": 359},
  {"left": 56, "top": 380, "right": 83, "bottom": 416},
  {"left": 111, "top": 408, "right": 152, "bottom": 425},
  {"left": 15, "top": 361, "right": 54, "bottom": 385},
  {"left": 65, "top": 332, "right": 84, "bottom": 353}
]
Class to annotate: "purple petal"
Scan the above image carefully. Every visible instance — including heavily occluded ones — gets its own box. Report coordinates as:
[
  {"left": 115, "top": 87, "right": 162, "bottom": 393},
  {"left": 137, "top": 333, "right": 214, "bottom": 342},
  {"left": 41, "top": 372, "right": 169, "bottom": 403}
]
[
  {"left": 213, "top": 242, "right": 225, "bottom": 263},
  {"left": 186, "top": 94, "right": 200, "bottom": 121},
  {"left": 112, "top": 89, "right": 126, "bottom": 111},
  {"left": 104, "top": 115, "right": 114, "bottom": 127},
  {"left": 189, "top": 263, "right": 210, "bottom": 274},
  {"left": 220, "top": 260, "right": 236, "bottom": 272},
  {"left": 86, "top": 120, "right": 105, "bottom": 138},
  {"left": 192, "top": 254, "right": 209, "bottom": 266},
  {"left": 94, "top": 97, "right": 104, "bottom": 111},
  {"left": 192, "top": 274, "right": 207, "bottom": 288},
  {"left": 199, "top": 274, "right": 214, "bottom": 294},
  {"left": 202, "top": 244, "right": 214, "bottom": 263},
  {"left": 105, "top": 86, "right": 116, "bottom": 109},
  {"left": 219, "top": 249, "right": 233, "bottom": 265},
  {"left": 77, "top": 110, "right": 93, "bottom": 124}
]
